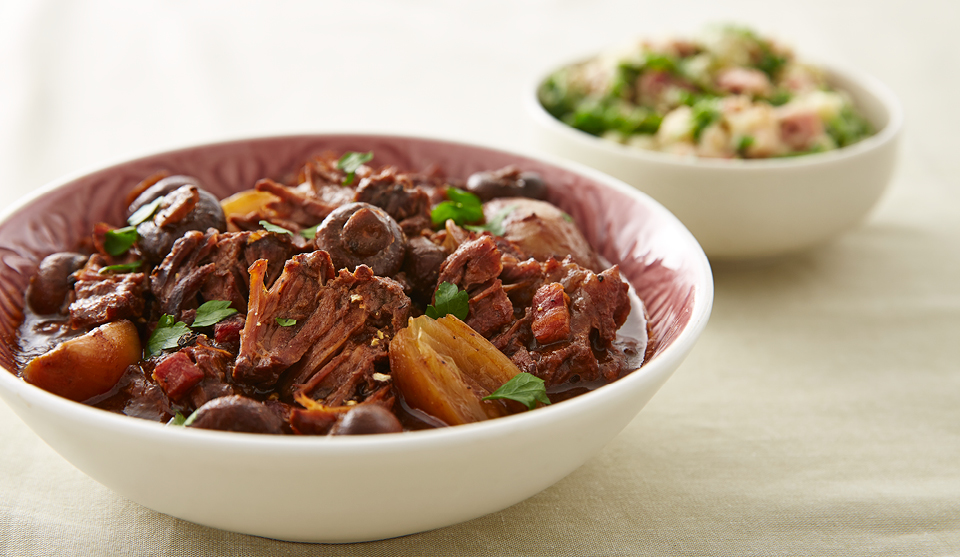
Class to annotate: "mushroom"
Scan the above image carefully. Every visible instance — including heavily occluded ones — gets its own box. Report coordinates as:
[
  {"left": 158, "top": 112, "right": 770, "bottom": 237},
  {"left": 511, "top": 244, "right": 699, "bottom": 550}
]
[
  {"left": 314, "top": 202, "right": 406, "bottom": 276},
  {"left": 466, "top": 166, "right": 547, "bottom": 201},
  {"left": 129, "top": 176, "right": 227, "bottom": 262},
  {"left": 26, "top": 252, "right": 88, "bottom": 315}
]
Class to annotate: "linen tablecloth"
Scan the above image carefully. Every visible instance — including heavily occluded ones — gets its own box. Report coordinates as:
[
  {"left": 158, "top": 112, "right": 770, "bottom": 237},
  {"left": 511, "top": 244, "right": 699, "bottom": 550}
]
[{"left": 1, "top": 1, "right": 958, "bottom": 555}]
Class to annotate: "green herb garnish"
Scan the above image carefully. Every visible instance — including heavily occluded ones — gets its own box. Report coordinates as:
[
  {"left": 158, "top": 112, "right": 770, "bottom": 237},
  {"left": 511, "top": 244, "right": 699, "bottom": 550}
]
[
  {"left": 168, "top": 410, "right": 199, "bottom": 427},
  {"left": 127, "top": 197, "right": 163, "bottom": 226},
  {"left": 259, "top": 220, "right": 294, "bottom": 235},
  {"left": 431, "top": 188, "right": 484, "bottom": 227},
  {"left": 465, "top": 204, "right": 517, "bottom": 236},
  {"left": 103, "top": 226, "right": 138, "bottom": 256},
  {"left": 690, "top": 99, "right": 720, "bottom": 142},
  {"left": 337, "top": 151, "right": 374, "bottom": 185},
  {"left": 146, "top": 315, "right": 192, "bottom": 357},
  {"left": 191, "top": 300, "right": 238, "bottom": 328},
  {"left": 300, "top": 223, "right": 320, "bottom": 240},
  {"left": 275, "top": 317, "right": 297, "bottom": 327},
  {"left": 482, "top": 372, "right": 551, "bottom": 410},
  {"left": 98, "top": 261, "right": 142, "bottom": 274},
  {"left": 425, "top": 282, "right": 469, "bottom": 320},
  {"left": 736, "top": 135, "right": 755, "bottom": 156}
]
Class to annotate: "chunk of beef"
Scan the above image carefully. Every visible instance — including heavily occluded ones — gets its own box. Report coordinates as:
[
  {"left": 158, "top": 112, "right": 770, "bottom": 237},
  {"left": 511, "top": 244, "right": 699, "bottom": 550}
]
[
  {"left": 148, "top": 335, "right": 238, "bottom": 410},
  {"left": 278, "top": 266, "right": 411, "bottom": 406},
  {"left": 69, "top": 260, "right": 146, "bottom": 328},
  {"left": 151, "top": 229, "right": 295, "bottom": 318},
  {"left": 255, "top": 178, "right": 343, "bottom": 228},
  {"left": 435, "top": 236, "right": 513, "bottom": 337},
  {"left": 151, "top": 230, "right": 217, "bottom": 317},
  {"left": 233, "top": 250, "right": 337, "bottom": 386},
  {"left": 354, "top": 167, "right": 432, "bottom": 236},
  {"left": 187, "top": 395, "right": 284, "bottom": 434},
  {"left": 492, "top": 258, "right": 631, "bottom": 388}
]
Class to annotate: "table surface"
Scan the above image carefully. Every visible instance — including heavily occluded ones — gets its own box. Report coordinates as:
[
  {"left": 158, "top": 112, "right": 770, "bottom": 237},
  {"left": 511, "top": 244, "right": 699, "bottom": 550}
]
[{"left": 1, "top": 1, "right": 959, "bottom": 555}]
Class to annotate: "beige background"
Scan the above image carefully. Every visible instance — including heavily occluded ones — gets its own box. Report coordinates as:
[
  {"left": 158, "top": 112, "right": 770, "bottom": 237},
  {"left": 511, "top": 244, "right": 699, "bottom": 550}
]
[{"left": 2, "top": 1, "right": 959, "bottom": 555}]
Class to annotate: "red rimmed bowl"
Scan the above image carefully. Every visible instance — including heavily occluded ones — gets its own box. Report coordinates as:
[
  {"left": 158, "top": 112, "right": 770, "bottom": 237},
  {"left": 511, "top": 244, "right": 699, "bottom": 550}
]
[{"left": 0, "top": 134, "right": 712, "bottom": 542}]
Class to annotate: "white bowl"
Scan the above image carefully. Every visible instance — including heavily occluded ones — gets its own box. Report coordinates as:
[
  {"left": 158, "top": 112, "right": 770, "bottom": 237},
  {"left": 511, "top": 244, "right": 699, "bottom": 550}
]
[
  {"left": 0, "top": 134, "right": 713, "bottom": 542},
  {"left": 528, "top": 64, "right": 903, "bottom": 259}
]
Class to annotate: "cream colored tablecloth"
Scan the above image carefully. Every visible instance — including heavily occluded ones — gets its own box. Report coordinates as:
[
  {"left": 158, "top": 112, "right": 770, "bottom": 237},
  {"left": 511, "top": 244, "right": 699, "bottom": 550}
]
[{"left": 2, "top": 1, "right": 959, "bottom": 555}]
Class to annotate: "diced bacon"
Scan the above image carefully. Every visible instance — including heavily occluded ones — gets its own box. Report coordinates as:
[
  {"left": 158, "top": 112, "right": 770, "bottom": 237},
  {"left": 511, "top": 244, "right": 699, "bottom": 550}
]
[
  {"left": 213, "top": 314, "right": 245, "bottom": 346},
  {"left": 779, "top": 110, "right": 824, "bottom": 151},
  {"left": 153, "top": 351, "right": 204, "bottom": 401},
  {"left": 531, "top": 283, "right": 571, "bottom": 345},
  {"left": 715, "top": 67, "right": 772, "bottom": 97}
]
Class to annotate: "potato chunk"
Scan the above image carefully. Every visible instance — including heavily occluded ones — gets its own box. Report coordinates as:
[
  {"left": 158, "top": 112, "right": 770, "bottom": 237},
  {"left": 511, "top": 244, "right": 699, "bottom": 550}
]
[
  {"left": 22, "top": 320, "right": 142, "bottom": 402},
  {"left": 389, "top": 315, "right": 520, "bottom": 426}
]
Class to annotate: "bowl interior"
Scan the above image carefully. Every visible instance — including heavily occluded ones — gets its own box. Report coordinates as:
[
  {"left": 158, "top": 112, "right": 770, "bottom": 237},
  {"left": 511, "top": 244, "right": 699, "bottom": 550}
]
[{"left": 0, "top": 134, "right": 705, "bottom": 400}]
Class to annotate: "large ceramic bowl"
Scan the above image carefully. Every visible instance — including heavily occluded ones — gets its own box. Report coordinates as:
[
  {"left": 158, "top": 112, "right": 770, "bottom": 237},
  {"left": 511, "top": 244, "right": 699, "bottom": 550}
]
[
  {"left": 528, "top": 64, "right": 903, "bottom": 259},
  {"left": 0, "top": 134, "right": 712, "bottom": 542}
]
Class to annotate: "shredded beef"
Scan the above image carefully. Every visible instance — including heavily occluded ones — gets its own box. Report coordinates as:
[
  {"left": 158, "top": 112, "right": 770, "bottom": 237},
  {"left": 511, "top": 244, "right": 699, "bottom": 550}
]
[
  {"left": 434, "top": 236, "right": 515, "bottom": 337},
  {"left": 232, "top": 250, "right": 337, "bottom": 386},
  {"left": 492, "top": 258, "right": 631, "bottom": 388},
  {"left": 69, "top": 262, "right": 146, "bottom": 328},
  {"left": 151, "top": 229, "right": 295, "bottom": 318},
  {"left": 278, "top": 266, "right": 411, "bottom": 405},
  {"left": 354, "top": 167, "right": 432, "bottom": 236}
]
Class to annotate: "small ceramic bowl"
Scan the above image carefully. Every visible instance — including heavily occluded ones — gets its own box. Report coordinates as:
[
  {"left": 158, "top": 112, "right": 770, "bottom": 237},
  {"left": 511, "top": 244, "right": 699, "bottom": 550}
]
[
  {"left": 528, "top": 64, "right": 903, "bottom": 259},
  {"left": 0, "top": 134, "right": 712, "bottom": 542}
]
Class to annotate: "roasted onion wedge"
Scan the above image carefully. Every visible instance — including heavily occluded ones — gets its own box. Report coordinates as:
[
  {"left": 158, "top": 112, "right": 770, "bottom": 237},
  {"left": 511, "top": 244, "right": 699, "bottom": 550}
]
[{"left": 390, "top": 315, "right": 520, "bottom": 426}]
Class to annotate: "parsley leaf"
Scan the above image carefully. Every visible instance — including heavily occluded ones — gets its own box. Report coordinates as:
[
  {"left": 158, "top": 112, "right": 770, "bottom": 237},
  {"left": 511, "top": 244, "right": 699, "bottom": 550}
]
[
  {"left": 275, "top": 317, "right": 297, "bottom": 327},
  {"left": 259, "top": 220, "right": 293, "bottom": 235},
  {"left": 192, "top": 300, "right": 238, "bottom": 328},
  {"left": 431, "top": 188, "right": 484, "bottom": 227},
  {"left": 98, "top": 261, "right": 142, "bottom": 274},
  {"left": 103, "top": 226, "right": 138, "bottom": 256},
  {"left": 300, "top": 223, "right": 320, "bottom": 240},
  {"left": 482, "top": 372, "right": 551, "bottom": 410},
  {"left": 168, "top": 410, "right": 200, "bottom": 427},
  {"left": 736, "top": 135, "right": 755, "bottom": 156},
  {"left": 337, "top": 151, "right": 374, "bottom": 185},
  {"left": 127, "top": 197, "right": 163, "bottom": 226},
  {"left": 146, "top": 315, "right": 191, "bottom": 357},
  {"left": 465, "top": 204, "right": 517, "bottom": 236},
  {"left": 425, "top": 282, "right": 469, "bottom": 320},
  {"left": 690, "top": 98, "right": 720, "bottom": 142}
]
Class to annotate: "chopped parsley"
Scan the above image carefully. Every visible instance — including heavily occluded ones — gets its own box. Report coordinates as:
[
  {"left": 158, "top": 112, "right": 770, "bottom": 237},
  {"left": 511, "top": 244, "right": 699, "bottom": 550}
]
[
  {"left": 103, "top": 226, "right": 138, "bottom": 256},
  {"left": 465, "top": 204, "right": 517, "bottom": 236},
  {"left": 98, "top": 261, "right": 142, "bottom": 274},
  {"left": 337, "top": 151, "right": 374, "bottom": 185},
  {"left": 146, "top": 315, "right": 192, "bottom": 357},
  {"left": 259, "top": 220, "right": 294, "bottom": 235},
  {"left": 481, "top": 372, "right": 551, "bottom": 410},
  {"left": 168, "top": 410, "right": 200, "bottom": 427},
  {"left": 690, "top": 99, "right": 720, "bottom": 141},
  {"left": 191, "top": 300, "right": 238, "bottom": 328},
  {"left": 425, "top": 282, "right": 469, "bottom": 320},
  {"left": 275, "top": 317, "right": 297, "bottom": 327},
  {"left": 127, "top": 197, "right": 163, "bottom": 226},
  {"left": 736, "top": 135, "right": 755, "bottom": 156},
  {"left": 299, "top": 223, "right": 320, "bottom": 240},
  {"left": 430, "top": 188, "right": 484, "bottom": 227}
]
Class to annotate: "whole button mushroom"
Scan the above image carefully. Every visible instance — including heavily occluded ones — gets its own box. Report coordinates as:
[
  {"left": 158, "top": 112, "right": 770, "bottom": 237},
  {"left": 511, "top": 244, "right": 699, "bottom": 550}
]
[
  {"left": 187, "top": 395, "right": 285, "bottom": 434},
  {"left": 26, "top": 252, "right": 88, "bottom": 315},
  {"left": 331, "top": 404, "right": 403, "bottom": 435},
  {"left": 129, "top": 175, "right": 227, "bottom": 262},
  {"left": 315, "top": 202, "right": 406, "bottom": 276},
  {"left": 465, "top": 166, "right": 547, "bottom": 202}
]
